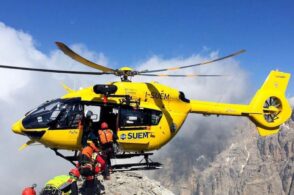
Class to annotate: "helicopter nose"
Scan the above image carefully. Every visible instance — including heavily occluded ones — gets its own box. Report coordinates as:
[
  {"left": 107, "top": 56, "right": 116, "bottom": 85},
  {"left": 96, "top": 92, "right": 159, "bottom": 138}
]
[{"left": 12, "top": 119, "right": 24, "bottom": 135}]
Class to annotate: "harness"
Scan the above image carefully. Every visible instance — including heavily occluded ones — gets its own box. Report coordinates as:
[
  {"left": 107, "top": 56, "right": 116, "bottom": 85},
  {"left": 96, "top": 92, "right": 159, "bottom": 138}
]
[
  {"left": 98, "top": 129, "right": 113, "bottom": 145},
  {"left": 79, "top": 152, "right": 102, "bottom": 180}
]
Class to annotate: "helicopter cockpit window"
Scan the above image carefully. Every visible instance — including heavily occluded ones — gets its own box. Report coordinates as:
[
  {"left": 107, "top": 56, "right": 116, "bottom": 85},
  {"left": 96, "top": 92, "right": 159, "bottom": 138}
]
[
  {"left": 22, "top": 99, "right": 83, "bottom": 129},
  {"left": 119, "top": 107, "right": 162, "bottom": 127},
  {"left": 54, "top": 103, "right": 83, "bottom": 129},
  {"left": 23, "top": 99, "right": 62, "bottom": 129}
]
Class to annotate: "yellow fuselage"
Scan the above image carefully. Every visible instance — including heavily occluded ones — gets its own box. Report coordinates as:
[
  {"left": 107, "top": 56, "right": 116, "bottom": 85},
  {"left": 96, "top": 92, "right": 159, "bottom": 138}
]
[
  {"left": 13, "top": 81, "right": 191, "bottom": 151},
  {"left": 12, "top": 71, "right": 292, "bottom": 152}
]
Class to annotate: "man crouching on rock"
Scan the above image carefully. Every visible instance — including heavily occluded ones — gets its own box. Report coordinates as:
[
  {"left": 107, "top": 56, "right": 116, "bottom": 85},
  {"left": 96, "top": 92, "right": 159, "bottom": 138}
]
[{"left": 78, "top": 140, "right": 106, "bottom": 195}]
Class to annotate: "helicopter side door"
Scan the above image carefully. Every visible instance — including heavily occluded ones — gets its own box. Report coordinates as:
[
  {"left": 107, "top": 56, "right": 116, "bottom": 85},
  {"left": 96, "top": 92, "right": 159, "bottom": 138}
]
[{"left": 83, "top": 104, "right": 119, "bottom": 142}]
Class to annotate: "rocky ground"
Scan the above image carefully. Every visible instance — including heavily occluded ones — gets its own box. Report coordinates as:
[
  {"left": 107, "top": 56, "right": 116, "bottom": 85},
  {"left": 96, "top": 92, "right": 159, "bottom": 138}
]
[{"left": 102, "top": 172, "right": 174, "bottom": 195}]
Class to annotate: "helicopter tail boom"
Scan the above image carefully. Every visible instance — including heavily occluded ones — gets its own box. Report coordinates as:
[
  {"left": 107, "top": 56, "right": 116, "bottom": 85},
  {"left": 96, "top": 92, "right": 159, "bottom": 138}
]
[{"left": 189, "top": 70, "right": 292, "bottom": 136}]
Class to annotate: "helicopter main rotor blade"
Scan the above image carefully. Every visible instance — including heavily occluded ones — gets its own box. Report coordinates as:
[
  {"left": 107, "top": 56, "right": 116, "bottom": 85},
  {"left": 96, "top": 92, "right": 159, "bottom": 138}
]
[
  {"left": 0, "top": 64, "right": 111, "bottom": 75},
  {"left": 138, "top": 73, "right": 224, "bottom": 77},
  {"left": 55, "top": 42, "right": 115, "bottom": 73},
  {"left": 138, "top": 49, "right": 245, "bottom": 74}
]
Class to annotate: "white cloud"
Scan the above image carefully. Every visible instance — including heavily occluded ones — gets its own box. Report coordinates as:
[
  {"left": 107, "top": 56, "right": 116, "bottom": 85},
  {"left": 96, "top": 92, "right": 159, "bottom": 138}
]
[
  {"left": 0, "top": 22, "right": 114, "bottom": 194},
  {"left": 0, "top": 22, "right": 250, "bottom": 193},
  {"left": 134, "top": 52, "right": 249, "bottom": 103},
  {"left": 289, "top": 97, "right": 294, "bottom": 106}
]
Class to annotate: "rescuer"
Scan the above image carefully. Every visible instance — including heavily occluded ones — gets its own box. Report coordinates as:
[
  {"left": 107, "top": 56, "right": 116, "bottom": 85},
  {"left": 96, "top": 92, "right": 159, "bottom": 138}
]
[
  {"left": 40, "top": 168, "right": 80, "bottom": 195},
  {"left": 97, "top": 122, "right": 115, "bottom": 180},
  {"left": 81, "top": 110, "right": 95, "bottom": 147},
  {"left": 78, "top": 141, "right": 106, "bottom": 194}
]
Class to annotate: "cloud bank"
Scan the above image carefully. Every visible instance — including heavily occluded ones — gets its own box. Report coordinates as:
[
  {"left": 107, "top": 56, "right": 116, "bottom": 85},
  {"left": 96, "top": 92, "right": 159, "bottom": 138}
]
[
  {"left": 0, "top": 22, "right": 251, "bottom": 193},
  {"left": 289, "top": 97, "right": 294, "bottom": 106},
  {"left": 0, "top": 22, "right": 112, "bottom": 193}
]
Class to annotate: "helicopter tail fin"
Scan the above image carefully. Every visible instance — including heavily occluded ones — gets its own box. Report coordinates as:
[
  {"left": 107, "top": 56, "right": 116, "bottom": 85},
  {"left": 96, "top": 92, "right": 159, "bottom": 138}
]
[{"left": 249, "top": 70, "right": 292, "bottom": 136}]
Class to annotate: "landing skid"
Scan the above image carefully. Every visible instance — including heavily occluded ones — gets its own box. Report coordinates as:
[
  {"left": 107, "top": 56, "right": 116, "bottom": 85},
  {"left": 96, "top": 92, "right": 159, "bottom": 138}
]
[
  {"left": 112, "top": 153, "right": 162, "bottom": 172},
  {"left": 51, "top": 149, "right": 163, "bottom": 172},
  {"left": 115, "top": 152, "right": 154, "bottom": 159},
  {"left": 112, "top": 162, "right": 162, "bottom": 172}
]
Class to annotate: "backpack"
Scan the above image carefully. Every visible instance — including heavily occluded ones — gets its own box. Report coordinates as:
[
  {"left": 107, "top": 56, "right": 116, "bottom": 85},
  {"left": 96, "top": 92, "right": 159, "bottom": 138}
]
[
  {"left": 41, "top": 175, "right": 72, "bottom": 195},
  {"left": 98, "top": 129, "right": 113, "bottom": 145}
]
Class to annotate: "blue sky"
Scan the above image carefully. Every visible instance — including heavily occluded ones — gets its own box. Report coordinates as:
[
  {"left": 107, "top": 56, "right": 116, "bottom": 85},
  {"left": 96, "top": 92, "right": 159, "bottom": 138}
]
[{"left": 0, "top": 0, "right": 293, "bottom": 93}]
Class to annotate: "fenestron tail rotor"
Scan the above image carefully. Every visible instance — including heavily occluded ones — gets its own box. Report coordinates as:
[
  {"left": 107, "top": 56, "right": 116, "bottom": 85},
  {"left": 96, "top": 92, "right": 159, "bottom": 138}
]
[{"left": 263, "top": 96, "right": 282, "bottom": 123}]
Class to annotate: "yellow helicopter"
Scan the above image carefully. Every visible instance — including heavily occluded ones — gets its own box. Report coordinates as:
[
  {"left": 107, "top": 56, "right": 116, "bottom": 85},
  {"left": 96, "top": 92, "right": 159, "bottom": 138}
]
[{"left": 0, "top": 42, "right": 292, "bottom": 170}]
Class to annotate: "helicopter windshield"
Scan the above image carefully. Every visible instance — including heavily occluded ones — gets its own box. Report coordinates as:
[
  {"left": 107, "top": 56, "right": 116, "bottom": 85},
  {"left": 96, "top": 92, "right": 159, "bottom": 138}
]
[{"left": 22, "top": 98, "right": 83, "bottom": 129}]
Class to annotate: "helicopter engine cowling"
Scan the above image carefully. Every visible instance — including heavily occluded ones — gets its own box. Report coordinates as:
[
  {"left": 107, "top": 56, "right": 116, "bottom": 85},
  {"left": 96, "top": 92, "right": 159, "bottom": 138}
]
[{"left": 93, "top": 84, "right": 118, "bottom": 95}]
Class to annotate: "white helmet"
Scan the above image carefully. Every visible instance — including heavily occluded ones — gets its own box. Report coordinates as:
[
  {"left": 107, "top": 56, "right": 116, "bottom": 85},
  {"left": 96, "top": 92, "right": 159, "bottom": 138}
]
[{"left": 85, "top": 110, "right": 93, "bottom": 118}]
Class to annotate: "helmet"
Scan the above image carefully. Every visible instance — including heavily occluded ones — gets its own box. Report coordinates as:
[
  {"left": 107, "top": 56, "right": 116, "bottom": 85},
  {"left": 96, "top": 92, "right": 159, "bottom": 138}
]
[
  {"left": 85, "top": 110, "right": 93, "bottom": 118},
  {"left": 101, "top": 122, "right": 108, "bottom": 129},
  {"left": 69, "top": 168, "right": 80, "bottom": 178},
  {"left": 22, "top": 186, "right": 36, "bottom": 195}
]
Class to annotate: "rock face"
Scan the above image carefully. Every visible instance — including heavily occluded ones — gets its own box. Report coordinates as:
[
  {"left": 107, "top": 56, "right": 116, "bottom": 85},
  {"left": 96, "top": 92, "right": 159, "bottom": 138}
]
[
  {"left": 152, "top": 117, "right": 294, "bottom": 195},
  {"left": 195, "top": 120, "right": 294, "bottom": 195},
  {"left": 102, "top": 172, "right": 174, "bottom": 195}
]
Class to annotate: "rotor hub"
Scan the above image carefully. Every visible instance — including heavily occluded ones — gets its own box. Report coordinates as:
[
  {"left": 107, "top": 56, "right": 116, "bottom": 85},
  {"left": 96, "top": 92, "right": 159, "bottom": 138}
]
[{"left": 116, "top": 67, "right": 138, "bottom": 81}]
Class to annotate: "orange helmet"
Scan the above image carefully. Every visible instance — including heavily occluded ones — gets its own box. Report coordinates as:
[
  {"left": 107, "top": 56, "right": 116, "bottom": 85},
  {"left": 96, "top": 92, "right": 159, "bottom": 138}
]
[
  {"left": 22, "top": 185, "right": 36, "bottom": 195},
  {"left": 69, "top": 168, "right": 80, "bottom": 178},
  {"left": 101, "top": 122, "right": 108, "bottom": 129}
]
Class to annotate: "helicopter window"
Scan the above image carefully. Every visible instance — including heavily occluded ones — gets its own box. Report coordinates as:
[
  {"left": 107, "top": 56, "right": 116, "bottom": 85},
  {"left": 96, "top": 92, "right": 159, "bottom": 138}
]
[
  {"left": 54, "top": 103, "right": 83, "bottom": 129},
  {"left": 119, "top": 107, "right": 162, "bottom": 127},
  {"left": 22, "top": 99, "right": 83, "bottom": 129},
  {"left": 23, "top": 99, "right": 63, "bottom": 129},
  {"left": 151, "top": 110, "right": 162, "bottom": 125},
  {"left": 84, "top": 105, "right": 101, "bottom": 122}
]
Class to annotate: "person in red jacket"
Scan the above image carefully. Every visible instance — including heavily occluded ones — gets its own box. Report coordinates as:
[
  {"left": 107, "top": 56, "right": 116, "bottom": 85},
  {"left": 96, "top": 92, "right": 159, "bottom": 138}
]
[{"left": 78, "top": 141, "right": 106, "bottom": 194}]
